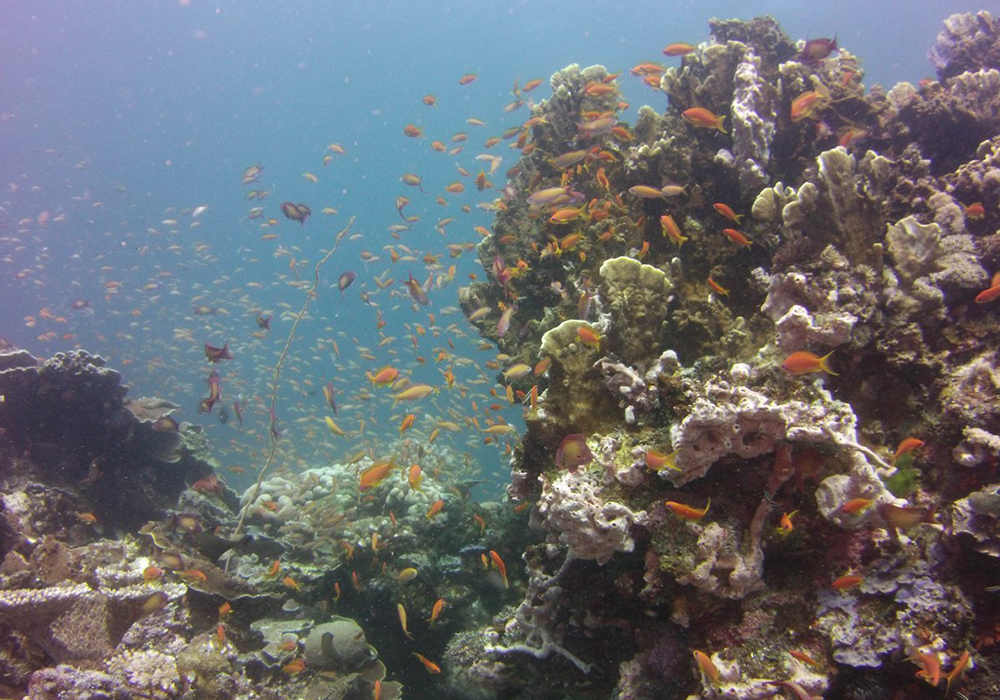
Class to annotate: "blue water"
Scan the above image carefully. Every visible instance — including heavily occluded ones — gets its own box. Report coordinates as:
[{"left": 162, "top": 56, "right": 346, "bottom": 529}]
[{"left": 0, "top": 0, "right": 986, "bottom": 494}]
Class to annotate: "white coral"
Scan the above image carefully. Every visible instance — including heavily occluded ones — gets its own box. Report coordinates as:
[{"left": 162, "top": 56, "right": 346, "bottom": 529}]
[{"left": 536, "top": 469, "right": 646, "bottom": 565}]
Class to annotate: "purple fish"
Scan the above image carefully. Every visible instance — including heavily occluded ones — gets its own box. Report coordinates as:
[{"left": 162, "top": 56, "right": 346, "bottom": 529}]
[
  {"left": 199, "top": 370, "right": 221, "bottom": 413},
  {"left": 269, "top": 406, "right": 282, "bottom": 439},
  {"left": 338, "top": 271, "right": 357, "bottom": 297},
  {"left": 497, "top": 305, "right": 515, "bottom": 337},
  {"left": 204, "top": 341, "right": 233, "bottom": 363}
]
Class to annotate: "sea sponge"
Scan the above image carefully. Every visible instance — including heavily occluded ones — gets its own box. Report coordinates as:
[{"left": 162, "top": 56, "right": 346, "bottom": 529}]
[{"left": 535, "top": 469, "right": 647, "bottom": 565}]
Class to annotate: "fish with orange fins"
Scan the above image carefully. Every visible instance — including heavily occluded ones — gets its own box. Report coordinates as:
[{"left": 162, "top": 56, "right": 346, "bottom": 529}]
[
  {"left": 426, "top": 498, "right": 445, "bottom": 519},
  {"left": 681, "top": 107, "right": 726, "bottom": 132},
  {"left": 781, "top": 350, "right": 837, "bottom": 376},
  {"left": 489, "top": 550, "right": 508, "bottom": 589},
  {"left": 712, "top": 202, "right": 742, "bottom": 223},
  {"left": 777, "top": 510, "right": 798, "bottom": 535},
  {"left": 429, "top": 598, "right": 445, "bottom": 624},
  {"left": 665, "top": 498, "right": 710, "bottom": 521},
  {"left": 576, "top": 324, "right": 601, "bottom": 349},
  {"left": 892, "top": 436, "right": 924, "bottom": 465},
  {"left": 663, "top": 42, "right": 696, "bottom": 56},
  {"left": 359, "top": 460, "right": 395, "bottom": 491},
  {"left": 693, "top": 650, "right": 720, "bottom": 685},
  {"left": 408, "top": 464, "right": 422, "bottom": 490},
  {"left": 412, "top": 652, "right": 442, "bottom": 674}
]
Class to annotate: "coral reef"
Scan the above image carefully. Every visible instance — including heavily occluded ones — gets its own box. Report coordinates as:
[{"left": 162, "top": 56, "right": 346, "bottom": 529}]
[{"left": 452, "top": 9, "right": 1000, "bottom": 700}]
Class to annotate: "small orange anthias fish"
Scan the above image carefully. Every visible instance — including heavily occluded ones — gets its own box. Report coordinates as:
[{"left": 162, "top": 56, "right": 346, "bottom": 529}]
[
  {"left": 693, "top": 650, "right": 720, "bottom": 685},
  {"left": 830, "top": 574, "right": 863, "bottom": 590},
  {"left": 489, "top": 550, "right": 509, "bottom": 589},
  {"left": 839, "top": 497, "right": 873, "bottom": 515},
  {"left": 412, "top": 652, "right": 442, "bottom": 674},
  {"left": 777, "top": 510, "right": 798, "bottom": 535},
  {"left": 893, "top": 436, "right": 925, "bottom": 465},
  {"left": 681, "top": 107, "right": 726, "bottom": 132},
  {"left": 665, "top": 498, "right": 710, "bottom": 521},
  {"left": 429, "top": 598, "right": 445, "bottom": 624},
  {"left": 781, "top": 350, "right": 837, "bottom": 376},
  {"left": 426, "top": 498, "right": 445, "bottom": 519}
]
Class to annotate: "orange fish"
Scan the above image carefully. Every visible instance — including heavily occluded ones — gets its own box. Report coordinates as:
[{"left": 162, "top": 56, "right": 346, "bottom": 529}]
[
  {"left": 781, "top": 350, "right": 837, "bottom": 376},
  {"left": 911, "top": 651, "right": 941, "bottom": 687},
  {"left": 143, "top": 565, "right": 164, "bottom": 582},
  {"left": 830, "top": 574, "right": 863, "bottom": 590},
  {"left": 334, "top": 581, "right": 341, "bottom": 602},
  {"left": 458, "top": 73, "right": 478, "bottom": 85},
  {"left": 403, "top": 124, "right": 423, "bottom": 137},
  {"left": 790, "top": 91, "right": 824, "bottom": 121},
  {"left": 426, "top": 498, "right": 445, "bottom": 519},
  {"left": 707, "top": 278, "right": 729, "bottom": 296},
  {"left": 681, "top": 107, "right": 725, "bottom": 132},
  {"left": 283, "top": 657, "right": 305, "bottom": 674},
  {"left": 962, "top": 201, "right": 985, "bottom": 219},
  {"left": 777, "top": 510, "right": 798, "bottom": 535},
  {"left": 576, "top": 324, "right": 601, "bottom": 349},
  {"left": 179, "top": 569, "right": 208, "bottom": 582},
  {"left": 722, "top": 228, "right": 751, "bottom": 247},
  {"left": 663, "top": 42, "right": 696, "bottom": 56},
  {"left": 713, "top": 202, "right": 742, "bottom": 222},
  {"left": 359, "top": 460, "right": 395, "bottom": 491},
  {"left": 489, "top": 550, "right": 509, "bottom": 589},
  {"left": 422, "top": 94, "right": 437, "bottom": 106},
  {"left": 412, "top": 652, "right": 442, "bottom": 674},
  {"left": 975, "top": 285, "right": 1000, "bottom": 303},
  {"left": 429, "top": 598, "right": 445, "bottom": 624},
  {"left": 840, "top": 498, "right": 872, "bottom": 515},
  {"left": 661, "top": 215, "right": 688, "bottom": 247},
  {"left": 283, "top": 575, "right": 300, "bottom": 591},
  {"left": 369, "top": 366, "right": 400, "bottom": 387},
  {"left": 789, "top": 650, "right": 819, "bottom": 666},
  {"left": 665, "top": 498, "right": 710, "bottom": 521},
  {"left": 399, "top": 413, "right": 416, "bottom": 434},
  {"left": 267, "top": 559, "right": 281, "bottom": 577},
  {"left": 218, "top": 601, "right": 232, "bottom": 619},
  {"left": 373, "top": 680, "right": 382, "bottom": 700},
  {"left": 693, "top": 650, "right": 720, "bottom": 685},
  {"left": 946, "top": 651, "right": 970, "bottom": 695},
  {"left": 473, "top": 513, "right": 486, "bottom": 533},
  {"left": 216, "top": 623, "right": 226, "bottom": 645},
  {"left": 408, "top": 464, "right": 423, "bottom": 490},
  {"left": 893, "top": 436, "right": 924, "bottom": 464},
  {"left": 645, "top": 448, "right": 679, "bottom": 472}
]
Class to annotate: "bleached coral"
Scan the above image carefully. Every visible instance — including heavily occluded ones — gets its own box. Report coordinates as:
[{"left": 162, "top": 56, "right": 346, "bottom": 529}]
[
  {"left": 535, "top": 468, "right": 647, "bottom": 565},
  {"left": 665, "top": 367, "right": 872, "bottom": 488},
  {"left": 730, "top": 47, "right": 777, "bottom": 196}
]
